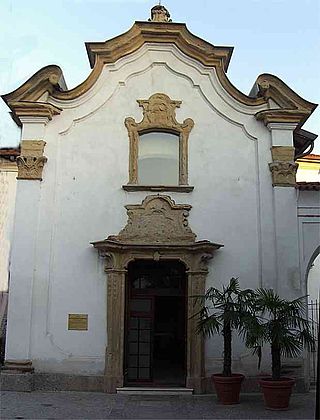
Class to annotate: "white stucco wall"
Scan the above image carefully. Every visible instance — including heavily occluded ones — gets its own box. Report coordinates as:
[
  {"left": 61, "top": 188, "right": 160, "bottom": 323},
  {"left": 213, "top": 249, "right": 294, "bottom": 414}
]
[
  {"left": 0, "top": 162, "right": 17, "bottom": 292},
  {"left": 5, "top": 44, "right": 313, "bottom": 377},
  {"left": 308, "top": 256, "right": 320, "bottom": 301},
  {"left": 297, "top": 162, "right": 320, "bottom": 182}
]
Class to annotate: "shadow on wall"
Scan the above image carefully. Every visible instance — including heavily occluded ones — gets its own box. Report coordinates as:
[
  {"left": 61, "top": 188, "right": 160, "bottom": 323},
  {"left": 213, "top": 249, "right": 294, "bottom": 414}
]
[
  {"left": 308, "top": 254, "right": 320, "bottom": 301},
  {"left": 0, "top": 291, "right": 8, "bottom": 365}
]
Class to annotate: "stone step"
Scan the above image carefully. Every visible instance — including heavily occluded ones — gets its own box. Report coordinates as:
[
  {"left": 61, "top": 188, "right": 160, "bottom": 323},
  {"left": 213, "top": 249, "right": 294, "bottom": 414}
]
[{"left": 116, "top": 387, "right": 193, "bottom": 395}]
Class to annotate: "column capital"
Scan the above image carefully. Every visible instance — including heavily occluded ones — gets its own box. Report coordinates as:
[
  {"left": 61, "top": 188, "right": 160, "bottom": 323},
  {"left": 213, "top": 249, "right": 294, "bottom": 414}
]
[{"left": 17, "top": 140, "right": 47, "bottom": 181}]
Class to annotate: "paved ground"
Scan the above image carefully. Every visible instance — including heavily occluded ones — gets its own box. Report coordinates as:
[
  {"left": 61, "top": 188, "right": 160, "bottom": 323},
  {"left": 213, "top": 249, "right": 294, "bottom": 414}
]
[{"left": 0, "top": 391, "right": 316, "bottom": 419}]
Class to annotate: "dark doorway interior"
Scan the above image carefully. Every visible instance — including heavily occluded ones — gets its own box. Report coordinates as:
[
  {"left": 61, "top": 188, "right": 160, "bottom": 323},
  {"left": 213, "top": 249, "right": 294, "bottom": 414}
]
[{"left": 125, "top": 260, "right": 186, "bottom": 387}]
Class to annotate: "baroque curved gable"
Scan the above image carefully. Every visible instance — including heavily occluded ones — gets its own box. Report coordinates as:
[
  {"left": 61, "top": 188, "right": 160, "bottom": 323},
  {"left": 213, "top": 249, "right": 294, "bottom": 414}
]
[{"left": 2, "top": 14, "right": 317, "bottom": 132}]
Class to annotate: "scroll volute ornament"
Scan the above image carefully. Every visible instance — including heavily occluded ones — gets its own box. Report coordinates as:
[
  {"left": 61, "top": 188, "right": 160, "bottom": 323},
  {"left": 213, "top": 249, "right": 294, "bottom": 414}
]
[{"left": 125, "top": 93, "right": 194, "bottom": 185}]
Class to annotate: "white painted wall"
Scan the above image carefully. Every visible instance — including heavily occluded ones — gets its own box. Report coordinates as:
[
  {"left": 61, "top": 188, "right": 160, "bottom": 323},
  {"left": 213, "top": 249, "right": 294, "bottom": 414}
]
[
  {"left": 5, "top": 43, "right": 318, "bottom": 378},
  {"left": 308, "top": 256, "right": 320, "bottom": 301},
  {"left": 297, "top": 162, "right": 320, "bottom": 182},
  {"left": 0, "top": 162, "right": 17, "bottom": 292}
]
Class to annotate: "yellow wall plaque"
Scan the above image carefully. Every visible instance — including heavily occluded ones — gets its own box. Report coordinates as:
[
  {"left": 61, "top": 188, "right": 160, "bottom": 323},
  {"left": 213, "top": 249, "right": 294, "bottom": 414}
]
[{"left": 68, "top": 314, "right": 88, "bottom": 331}]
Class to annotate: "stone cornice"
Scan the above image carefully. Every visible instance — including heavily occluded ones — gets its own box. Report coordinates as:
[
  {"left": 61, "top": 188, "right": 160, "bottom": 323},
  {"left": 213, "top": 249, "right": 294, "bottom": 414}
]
[
  {"left": 1, "top": 22, "right": 317, "bottom": 129},
  {"left": 2, "top": 65, "right": 66, "bottom": 103},
  {"left": 253, "top": 74, "right": 317, "bottom": 128},
  {"left": 86, "top": 22, "right": 233, "bottom": 71},
  {"left": 254, "top": 74, "right": 317, "bottom": 111},
  {"left": 6, "top": 101, "right": 62, "bottom": 126},
  {"left": 255, "top": 109, "right": 311, "bottom": 126}
]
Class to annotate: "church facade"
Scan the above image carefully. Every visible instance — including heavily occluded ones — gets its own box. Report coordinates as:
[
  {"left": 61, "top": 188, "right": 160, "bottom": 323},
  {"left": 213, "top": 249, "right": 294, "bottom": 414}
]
[{"left": 1, "top": 5, "right": 319, "bottom": 393}]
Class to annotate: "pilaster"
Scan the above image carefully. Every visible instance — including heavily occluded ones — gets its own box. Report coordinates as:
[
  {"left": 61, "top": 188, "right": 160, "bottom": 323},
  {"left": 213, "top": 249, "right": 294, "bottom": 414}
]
[
  {"left": 104, "top": 268, "right": 127, "bottom": 393},
  {"left": 4, "top": 117, "right": 48, "bottom": 370},
  {"left": 186, "top": 271, "right": 206, "bottom": 394},
  {"left": 267, "top": 123, "right": 301, "bottom": 296}
]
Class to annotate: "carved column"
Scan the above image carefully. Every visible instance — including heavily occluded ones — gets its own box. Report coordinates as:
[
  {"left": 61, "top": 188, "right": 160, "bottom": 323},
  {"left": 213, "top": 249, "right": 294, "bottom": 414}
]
[
  {"left": 104, "top": 265, "right": 127, "bottom": 393},
  {"left": 186, "top": 270, "right": 207, "bottom": 393}
]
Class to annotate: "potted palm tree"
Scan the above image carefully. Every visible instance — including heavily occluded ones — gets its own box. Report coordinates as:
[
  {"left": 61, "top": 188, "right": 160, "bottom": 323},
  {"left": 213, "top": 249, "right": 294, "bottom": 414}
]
[
  {"left": 246, "top": 289, "right": 316, "bottom": 410},
  {"left": 195, "top": 278, "right": 256, "bottom": 404}
]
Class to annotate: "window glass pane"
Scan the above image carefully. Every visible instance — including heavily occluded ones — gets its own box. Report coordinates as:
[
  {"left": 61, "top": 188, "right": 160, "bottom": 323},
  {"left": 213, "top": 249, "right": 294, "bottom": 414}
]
[{"left": 138, "top": 132, "right": 179, "bottom": 185}]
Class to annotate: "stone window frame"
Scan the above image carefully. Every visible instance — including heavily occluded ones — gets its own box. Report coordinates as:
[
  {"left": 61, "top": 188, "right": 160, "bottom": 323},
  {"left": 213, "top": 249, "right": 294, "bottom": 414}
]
[{"left": 123, "top": 93, "right": 194, "bottom": 192}]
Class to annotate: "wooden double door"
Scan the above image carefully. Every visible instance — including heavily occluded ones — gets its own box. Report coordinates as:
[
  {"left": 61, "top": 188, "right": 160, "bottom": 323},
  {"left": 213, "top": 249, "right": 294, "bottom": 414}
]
[{"left": 124, "top": 260, "right": 187, "bottom": 386}]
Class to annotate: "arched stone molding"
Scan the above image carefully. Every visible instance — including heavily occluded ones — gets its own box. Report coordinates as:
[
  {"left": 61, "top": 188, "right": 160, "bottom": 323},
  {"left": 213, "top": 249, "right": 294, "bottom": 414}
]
[{"left": 92, "top": 195, "right": 223, "bottom": 393}]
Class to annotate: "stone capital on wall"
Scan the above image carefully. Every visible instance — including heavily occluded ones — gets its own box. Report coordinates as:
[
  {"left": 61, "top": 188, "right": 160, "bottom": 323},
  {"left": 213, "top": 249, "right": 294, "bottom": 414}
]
[
  {"left": 17, "top": 140, "right": 47, "bottom": 181},
  {"left": 269, "top": 145, "right": 298, "bottom": 187}
]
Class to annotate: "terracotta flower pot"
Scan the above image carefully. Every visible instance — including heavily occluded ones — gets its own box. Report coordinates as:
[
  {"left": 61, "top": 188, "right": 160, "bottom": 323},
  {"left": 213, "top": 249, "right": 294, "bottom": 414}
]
[
  {"left": 259, "top": 377, "right": 295, "bottom": 410},
  {"left": 212, "top": 373, "right": 245, "bottom": 404}
]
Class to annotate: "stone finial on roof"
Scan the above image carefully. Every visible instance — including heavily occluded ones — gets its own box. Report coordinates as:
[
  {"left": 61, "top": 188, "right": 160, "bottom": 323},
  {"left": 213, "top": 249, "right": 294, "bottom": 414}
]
[{"left": 149, "top": 4, "right": 172, "bottom": 22}]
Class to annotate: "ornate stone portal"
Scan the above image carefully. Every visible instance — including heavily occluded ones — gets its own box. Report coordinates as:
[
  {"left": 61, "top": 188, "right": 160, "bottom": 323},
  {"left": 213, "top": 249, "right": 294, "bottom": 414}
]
[{"left": 92, "top": 195, "right": 223, "bottom": 393}]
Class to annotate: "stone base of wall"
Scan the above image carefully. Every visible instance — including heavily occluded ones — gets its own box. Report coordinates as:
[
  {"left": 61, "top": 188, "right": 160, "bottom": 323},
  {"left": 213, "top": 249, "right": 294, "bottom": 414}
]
[
  {"left": 0, "top": 372, "right": 309, "bottom": 393},
  {"left": 0, "top": 372, "right": 104, "bottom": 392}
]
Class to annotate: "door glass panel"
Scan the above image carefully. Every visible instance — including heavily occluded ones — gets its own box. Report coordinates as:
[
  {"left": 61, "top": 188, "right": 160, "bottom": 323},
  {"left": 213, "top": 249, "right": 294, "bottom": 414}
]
[
  {"left": 140, "top": 343, "right": 150, "bottom": 354},
  {"left": 126, "top": 297, "right": 153, "bottom": 382},
  {"left": 128, "top": 368, "right": 138, "bottom": 379},
  {"left": 140, "top": 318, "right": 151, "bottom": 329},
  {"left": 129, "top": 342, "right": 138, "bottom": 353},
  {"left": 139, "top": 355, "right": 150, "bottom": 367},
  {"left": 128, "top": 355, "right": 138, "bottom": 365},
  {"left": 139, "top": 368, "right": 150, "bottom": 379},
  {"left": 140, "top": 330, "right": 151, "bottom": 342},
  {"left": 128, "top": 330, "right": 138, "bottom": 341},
  {"left": 130, "top": 318, "right": 139, "bottom": 328},
  {"left": 130, "top": 299, "right": 152, "bottom": 312}
]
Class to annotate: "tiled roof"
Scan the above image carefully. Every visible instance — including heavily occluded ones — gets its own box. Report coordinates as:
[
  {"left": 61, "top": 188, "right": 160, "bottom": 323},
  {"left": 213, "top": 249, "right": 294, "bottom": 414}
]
[
  {"left": 0, "top": 148, "right": 20, "bottom": 161},
  {"left": 296, "top": 182, "right": 320, "bottom": 191}
]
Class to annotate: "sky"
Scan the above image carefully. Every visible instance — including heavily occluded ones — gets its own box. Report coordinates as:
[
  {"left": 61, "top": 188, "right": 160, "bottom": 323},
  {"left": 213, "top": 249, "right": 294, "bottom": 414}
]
[{"left": 1, "top": 0, "right": 319, "bottom": 152}]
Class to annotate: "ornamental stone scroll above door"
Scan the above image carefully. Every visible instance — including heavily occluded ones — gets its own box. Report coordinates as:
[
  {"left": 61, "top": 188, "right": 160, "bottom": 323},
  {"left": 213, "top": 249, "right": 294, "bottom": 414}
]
[{"left": 91, "top": 195, "right": 223, "bottom": 393}]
